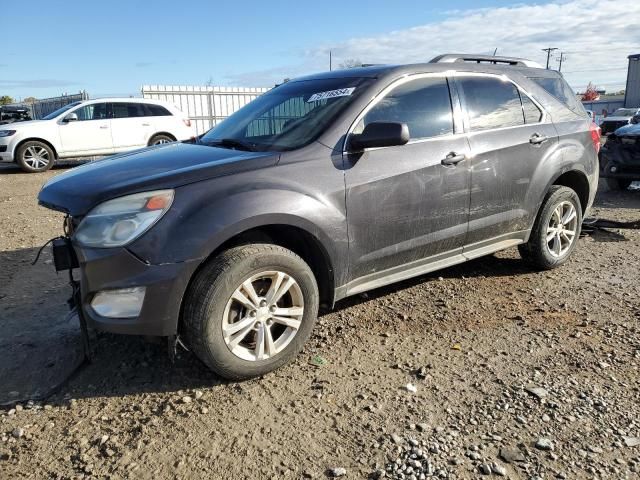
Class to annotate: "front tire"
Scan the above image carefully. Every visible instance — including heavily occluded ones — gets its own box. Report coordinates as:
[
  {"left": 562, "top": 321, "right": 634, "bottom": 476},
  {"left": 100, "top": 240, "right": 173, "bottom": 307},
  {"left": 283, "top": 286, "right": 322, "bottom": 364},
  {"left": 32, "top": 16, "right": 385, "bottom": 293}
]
[
  {"left": 148, "top": 134, "right": 174, "bottom": 146},
  {"left": 16, "top": 141, "right": 55, "bottom": 173},
  {"left": 605, "top": 178, "right": 632, "bottom": 191},
  {"left": 182, "top": 244, "right": 319, "bottom": 380},
  {"left": 519, "top": 186, "right": 582, "bottom": 270}
]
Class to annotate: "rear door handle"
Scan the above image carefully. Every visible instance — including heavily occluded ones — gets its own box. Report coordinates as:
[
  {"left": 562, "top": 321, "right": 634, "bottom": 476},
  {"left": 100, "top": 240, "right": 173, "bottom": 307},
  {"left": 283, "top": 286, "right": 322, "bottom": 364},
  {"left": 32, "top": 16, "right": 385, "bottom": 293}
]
[
  {"left": 142, "top": 123, "right": 150, "bottom": 126},
  {"left": 441, "top": 152, "right": 466, "bottom": 166},
  {"left": 99, "top": 125, "right": 109, "bottom": 129},
  {"left": 529, "top": 133, "right": 548, "bottom": 145}
]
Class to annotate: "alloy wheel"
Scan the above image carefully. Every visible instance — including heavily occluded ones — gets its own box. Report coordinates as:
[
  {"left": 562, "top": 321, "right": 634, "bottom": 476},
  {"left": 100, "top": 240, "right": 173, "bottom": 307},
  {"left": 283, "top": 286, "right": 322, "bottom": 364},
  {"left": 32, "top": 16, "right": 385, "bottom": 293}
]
[
  {"left": 546, "top": 201, "right": 578, "bottom": 258},
  {"left": 222, "top": 271, "right": 304, "bottom": 362},
  {"left": 23, "top": 145, "right": 50, "bottom": 169}
]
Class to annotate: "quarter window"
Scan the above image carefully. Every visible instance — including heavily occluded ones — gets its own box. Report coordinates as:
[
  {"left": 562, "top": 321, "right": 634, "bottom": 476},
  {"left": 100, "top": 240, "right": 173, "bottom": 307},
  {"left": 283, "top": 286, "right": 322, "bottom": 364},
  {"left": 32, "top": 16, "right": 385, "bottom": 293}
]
[
  {"left": 459, "top": 77, "right": 524, "bottom": 131},
  {"left": 145, "top": 104, "right": 172, "bottom": 116},
  {"left": 359, "top": 77, "right": 453, "bottom": 140},
  {"left": 73, "top": 103, "right": 108, "bottom": 121},
  {"left": 520, "top": 92, "right": 543, "bottom": 124}
]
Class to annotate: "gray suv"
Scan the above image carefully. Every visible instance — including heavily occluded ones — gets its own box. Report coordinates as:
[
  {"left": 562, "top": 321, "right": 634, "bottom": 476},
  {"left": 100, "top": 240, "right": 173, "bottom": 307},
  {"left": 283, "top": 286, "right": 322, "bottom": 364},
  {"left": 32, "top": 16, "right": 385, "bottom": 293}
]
[{"left": 39, "top": 54, "right": 600, "bottom": 379}]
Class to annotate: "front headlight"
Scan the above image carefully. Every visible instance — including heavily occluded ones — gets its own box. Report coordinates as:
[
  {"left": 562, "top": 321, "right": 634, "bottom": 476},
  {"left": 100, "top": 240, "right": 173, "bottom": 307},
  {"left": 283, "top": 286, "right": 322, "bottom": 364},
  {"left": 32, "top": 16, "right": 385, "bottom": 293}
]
[
  {"left": 0, "top": 130, "right": 16, "bottom": 137},
  {"left": 75, "top": 190, "right": 174, "bottom": 248}
]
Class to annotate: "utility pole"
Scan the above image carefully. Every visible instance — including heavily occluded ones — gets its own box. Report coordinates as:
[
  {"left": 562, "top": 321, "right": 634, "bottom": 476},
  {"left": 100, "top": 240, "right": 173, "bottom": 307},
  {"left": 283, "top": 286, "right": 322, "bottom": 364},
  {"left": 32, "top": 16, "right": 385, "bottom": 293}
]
[
  {"left": 329, "top": 50, "right": 332, "bottom": 71},
  {"left": 541, "top": 47, "right": 558, "bottom": 69},
  {"left": 558, "top": 52, "right": 566, "bottom": 72}
]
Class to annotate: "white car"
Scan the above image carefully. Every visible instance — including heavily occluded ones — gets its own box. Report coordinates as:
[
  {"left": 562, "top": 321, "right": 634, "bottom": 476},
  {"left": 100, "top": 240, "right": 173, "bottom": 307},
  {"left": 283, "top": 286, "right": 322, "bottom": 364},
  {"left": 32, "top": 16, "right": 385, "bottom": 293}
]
[{"left": 0, "top": 98, "right": 195, "bottom": 172}]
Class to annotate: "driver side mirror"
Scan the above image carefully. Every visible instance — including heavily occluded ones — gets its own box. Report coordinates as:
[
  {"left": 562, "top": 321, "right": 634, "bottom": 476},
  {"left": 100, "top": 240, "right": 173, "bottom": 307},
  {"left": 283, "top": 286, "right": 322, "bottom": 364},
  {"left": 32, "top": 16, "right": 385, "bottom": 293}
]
[
  {"left": 349, "top": 122, "right": 410, "bottom": 151},
  {"left": 632, "top": 114, "right": 640, "bottom": 125},
  {"left": 63, "top": 112, "right": 78, "bottom": 123}
]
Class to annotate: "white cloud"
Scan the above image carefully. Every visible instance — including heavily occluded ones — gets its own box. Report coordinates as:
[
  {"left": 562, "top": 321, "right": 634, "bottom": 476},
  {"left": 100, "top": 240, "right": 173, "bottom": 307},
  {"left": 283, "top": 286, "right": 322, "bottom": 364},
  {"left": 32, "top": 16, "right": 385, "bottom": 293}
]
[
  {"left": 307, "top": 0, "right": 640, "bottom": 92},
  {"left": 231, "top": 0, "right": 639, "bottom": 93}
]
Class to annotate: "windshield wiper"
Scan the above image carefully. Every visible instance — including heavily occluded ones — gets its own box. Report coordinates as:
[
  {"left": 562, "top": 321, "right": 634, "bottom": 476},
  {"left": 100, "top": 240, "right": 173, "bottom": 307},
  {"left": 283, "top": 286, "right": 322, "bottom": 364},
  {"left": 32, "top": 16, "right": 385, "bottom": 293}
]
[{"left": 203, "top": 138, "right": 257, "bottom": 152}]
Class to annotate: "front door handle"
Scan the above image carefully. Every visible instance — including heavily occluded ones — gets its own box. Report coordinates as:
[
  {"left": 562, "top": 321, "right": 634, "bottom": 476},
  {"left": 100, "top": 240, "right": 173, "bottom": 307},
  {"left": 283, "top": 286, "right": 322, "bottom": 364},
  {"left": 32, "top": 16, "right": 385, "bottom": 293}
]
[
  {"left": 441, "top": 152, "right": 466, "bottom": 166},
  {"left": 99, "top": 125, "right": 109, "bottom": 129},
  {"left": 529, "top": 133, "right": 548, "bottom": 145}
]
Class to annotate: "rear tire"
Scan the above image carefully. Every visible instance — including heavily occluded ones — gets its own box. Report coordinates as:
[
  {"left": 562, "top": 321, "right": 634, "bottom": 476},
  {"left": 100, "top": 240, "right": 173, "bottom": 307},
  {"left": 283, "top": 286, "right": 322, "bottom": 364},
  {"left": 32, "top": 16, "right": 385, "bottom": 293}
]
[
  {"left": 605, "top": 178, "right": 632, "bottom": 191},
  {"left": 148, "top": 134, "right": 174, "bottom": 146},
  {"left": 16, "top": 141, "right": 55, "bottom": 173},
  {"left": 182, "top": 244, "right": 319, "bottom": 380},
  {"left": 518, "top": 186, "right": 582, "bottom": 270}
]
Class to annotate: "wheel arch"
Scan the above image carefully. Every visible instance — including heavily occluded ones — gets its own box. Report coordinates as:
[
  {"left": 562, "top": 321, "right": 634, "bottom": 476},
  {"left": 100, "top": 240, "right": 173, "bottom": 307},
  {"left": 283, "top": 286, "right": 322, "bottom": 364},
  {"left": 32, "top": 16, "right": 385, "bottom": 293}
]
[
  {"left": 176, "top": 222, "right": 337, "bottom": 336},
  {"left": 148, "top": 132, "right": 176, "bottom": 145},
  {"left": 551, "top": 169, "right": 590, "bottom": 214},
  {"left": 15, "top": 137, "right": 59, "bottom": 161}
]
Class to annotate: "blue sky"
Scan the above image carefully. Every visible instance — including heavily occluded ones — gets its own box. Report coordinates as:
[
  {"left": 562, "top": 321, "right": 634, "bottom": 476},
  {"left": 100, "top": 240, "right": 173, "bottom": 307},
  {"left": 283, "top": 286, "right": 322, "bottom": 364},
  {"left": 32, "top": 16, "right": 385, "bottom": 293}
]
[{"left": 2, "top": 0, "right": 639, "bottom": 100}]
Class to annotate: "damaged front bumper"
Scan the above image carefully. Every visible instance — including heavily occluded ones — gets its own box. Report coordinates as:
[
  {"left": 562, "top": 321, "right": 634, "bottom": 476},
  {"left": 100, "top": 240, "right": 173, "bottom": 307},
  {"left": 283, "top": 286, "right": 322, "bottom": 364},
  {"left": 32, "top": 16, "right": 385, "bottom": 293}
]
[
  {"left": 52, "top": 236, "right": 201, "bottom": 337},
  {"left": 599, "top": 133, "right": 640, "bottom": 179}
]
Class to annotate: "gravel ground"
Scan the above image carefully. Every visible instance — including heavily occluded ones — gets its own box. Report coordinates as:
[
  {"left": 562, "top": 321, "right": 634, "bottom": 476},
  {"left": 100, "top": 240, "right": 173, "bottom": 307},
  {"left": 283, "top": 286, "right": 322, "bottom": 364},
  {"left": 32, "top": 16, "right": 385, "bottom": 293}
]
[{"left": 1, "top": 163, "right": 639, "bottom": 479}]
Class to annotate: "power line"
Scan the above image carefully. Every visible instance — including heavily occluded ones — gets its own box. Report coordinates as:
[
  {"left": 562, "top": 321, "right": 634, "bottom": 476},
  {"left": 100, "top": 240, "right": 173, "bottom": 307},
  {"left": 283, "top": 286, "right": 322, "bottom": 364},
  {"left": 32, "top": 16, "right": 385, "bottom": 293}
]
[
  {"left": 541, "top": 47, "right": 558, "bottom": 69},
  {"left": 562, "top": 67, "right": 627, "bottom": 73}
]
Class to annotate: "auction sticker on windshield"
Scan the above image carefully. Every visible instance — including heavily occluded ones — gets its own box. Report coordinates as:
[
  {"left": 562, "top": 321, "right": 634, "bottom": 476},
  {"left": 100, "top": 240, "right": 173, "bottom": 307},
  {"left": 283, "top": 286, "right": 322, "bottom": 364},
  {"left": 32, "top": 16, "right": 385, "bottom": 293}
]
[{"left": 307, "top": 87, "right": 356, "bottom": 102}]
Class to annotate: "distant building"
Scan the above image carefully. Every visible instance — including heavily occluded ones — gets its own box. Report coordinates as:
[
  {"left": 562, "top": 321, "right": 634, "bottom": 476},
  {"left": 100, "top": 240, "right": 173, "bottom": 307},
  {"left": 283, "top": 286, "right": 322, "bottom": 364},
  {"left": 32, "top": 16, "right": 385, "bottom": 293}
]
[{"left": 625, "top": 54, "right": 640, "bottom": 107}]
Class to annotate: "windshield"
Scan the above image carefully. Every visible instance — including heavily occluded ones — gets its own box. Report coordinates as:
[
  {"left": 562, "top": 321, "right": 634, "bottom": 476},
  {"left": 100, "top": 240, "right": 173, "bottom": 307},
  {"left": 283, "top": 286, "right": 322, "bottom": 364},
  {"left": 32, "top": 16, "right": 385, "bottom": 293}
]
[
  {"left": 42, "top": 102, "right": 82, "bottom": 120},
  {"left": 200, "top": 77, "right": 374, "bottom": 151},
  {"left": 611, "top": 108, "right": 637, "bottom": 117}
]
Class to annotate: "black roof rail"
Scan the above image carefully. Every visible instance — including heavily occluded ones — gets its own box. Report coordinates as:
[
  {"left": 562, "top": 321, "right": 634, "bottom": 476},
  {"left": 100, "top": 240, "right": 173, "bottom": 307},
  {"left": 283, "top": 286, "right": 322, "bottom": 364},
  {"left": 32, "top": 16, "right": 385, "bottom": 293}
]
[{"left": 430, "top": 54, "right": 543, "bottom": 69}]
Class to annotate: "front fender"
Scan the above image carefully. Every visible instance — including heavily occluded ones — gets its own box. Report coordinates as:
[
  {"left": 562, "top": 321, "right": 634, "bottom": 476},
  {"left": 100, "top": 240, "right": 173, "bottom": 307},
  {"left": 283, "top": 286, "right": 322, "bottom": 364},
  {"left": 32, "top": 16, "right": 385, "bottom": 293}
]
[{"left": 128, "top": 183, "right": 348, "bottom": 285}]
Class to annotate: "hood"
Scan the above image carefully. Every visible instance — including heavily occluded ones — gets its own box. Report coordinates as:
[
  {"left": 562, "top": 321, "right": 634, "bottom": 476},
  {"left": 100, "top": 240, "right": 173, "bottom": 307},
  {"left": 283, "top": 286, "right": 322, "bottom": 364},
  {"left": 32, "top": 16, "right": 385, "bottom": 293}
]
[
  {"left": 614, "top": 123, "right": 640, "bottom": 137},
  {"left": 38, "top": 142, "right": 278, "bottom": 216},
  {"left": 0, "top": 119, "right": 47, "bottom": 130}
]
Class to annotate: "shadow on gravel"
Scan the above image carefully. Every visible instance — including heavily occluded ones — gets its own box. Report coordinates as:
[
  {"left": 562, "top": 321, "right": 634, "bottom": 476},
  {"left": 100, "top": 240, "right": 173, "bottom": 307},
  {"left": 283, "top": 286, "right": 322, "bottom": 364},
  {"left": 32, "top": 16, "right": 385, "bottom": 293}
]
[
  {"left": 594, "top": 184, "right": 640, "bottom": 210},
  {"left": 0, "top": 247, "right": 84, "bottom": 406}
]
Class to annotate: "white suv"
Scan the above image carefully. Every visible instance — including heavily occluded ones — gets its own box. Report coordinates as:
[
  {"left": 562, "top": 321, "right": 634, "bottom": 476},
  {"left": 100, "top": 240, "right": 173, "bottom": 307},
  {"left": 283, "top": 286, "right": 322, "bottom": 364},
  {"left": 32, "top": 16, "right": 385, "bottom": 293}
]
[{"left": 0, "top": 98, "right": 195, "bottom": 172}]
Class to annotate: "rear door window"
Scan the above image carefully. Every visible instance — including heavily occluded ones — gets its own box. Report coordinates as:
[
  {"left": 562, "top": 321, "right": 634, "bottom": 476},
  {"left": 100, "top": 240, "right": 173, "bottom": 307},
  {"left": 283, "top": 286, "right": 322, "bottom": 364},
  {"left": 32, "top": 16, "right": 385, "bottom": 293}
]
[
  {"left": 111, "top": 102, "right": 146, "bottom": 118},
  {"left": 359, "top": 76, "right": 454, "bottom": 140},
  {"left": 458, "top": 76, "right": 524, "bottom": 131}
]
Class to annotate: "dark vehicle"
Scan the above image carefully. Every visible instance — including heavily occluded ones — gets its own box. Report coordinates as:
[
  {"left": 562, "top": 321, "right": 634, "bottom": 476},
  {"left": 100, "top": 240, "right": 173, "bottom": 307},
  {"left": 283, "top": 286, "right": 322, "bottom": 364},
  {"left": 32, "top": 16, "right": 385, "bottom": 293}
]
[
  {"left": 599, "top": 107, "right": 640, "bottom": 135},
  {"left": 599, "top": 118, "right": 640, "bottom": 190},
  {"left": 0, "top": 106, "right": 32, "bottom": 124},
  {"left": 38, "top": 54, "right": 600, "bottom": 379}
]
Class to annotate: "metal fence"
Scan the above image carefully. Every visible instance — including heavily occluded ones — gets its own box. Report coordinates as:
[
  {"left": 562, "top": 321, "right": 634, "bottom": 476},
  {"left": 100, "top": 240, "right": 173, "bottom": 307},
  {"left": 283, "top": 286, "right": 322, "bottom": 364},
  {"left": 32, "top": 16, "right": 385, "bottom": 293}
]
[
  {"left": 8, "top": 91, "right": 89, "bottom": 119},
  {"left": 141, "top": 85, "right": 270, "bottom": 135}
]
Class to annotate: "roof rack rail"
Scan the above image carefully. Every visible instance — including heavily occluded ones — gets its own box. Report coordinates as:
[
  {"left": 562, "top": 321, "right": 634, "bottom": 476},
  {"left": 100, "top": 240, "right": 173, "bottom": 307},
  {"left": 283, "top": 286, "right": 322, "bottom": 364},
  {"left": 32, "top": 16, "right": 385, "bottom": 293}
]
[{"left": 430, "top": 54, "right": 543, "bottom": 69}]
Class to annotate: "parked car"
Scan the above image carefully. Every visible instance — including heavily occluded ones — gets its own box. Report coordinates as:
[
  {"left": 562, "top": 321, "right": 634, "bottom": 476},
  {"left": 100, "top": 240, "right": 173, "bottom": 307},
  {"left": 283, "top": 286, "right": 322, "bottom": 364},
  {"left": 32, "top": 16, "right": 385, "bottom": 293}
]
[
  {"left": 0, "top": 98, "right": 194, "bottom": 172},
  {"left": 599, "top": 121, "right": 640, "bottom": 190},
  {"left": 0, "top": 106, "right": 32, "bottom": 124},
  {"left": 599, "top": 107, "right": 640, "bottom": 135},
  {"left": 38, "top": 54, "right": 599, "bottom": 379}
]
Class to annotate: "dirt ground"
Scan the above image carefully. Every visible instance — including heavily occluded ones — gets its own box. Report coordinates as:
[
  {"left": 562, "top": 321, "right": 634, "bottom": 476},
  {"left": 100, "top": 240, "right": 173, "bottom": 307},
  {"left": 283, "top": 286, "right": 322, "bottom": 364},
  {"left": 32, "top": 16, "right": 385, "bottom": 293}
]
[{"left": 1, "top": 163, "right": 639, "bottom": 479}]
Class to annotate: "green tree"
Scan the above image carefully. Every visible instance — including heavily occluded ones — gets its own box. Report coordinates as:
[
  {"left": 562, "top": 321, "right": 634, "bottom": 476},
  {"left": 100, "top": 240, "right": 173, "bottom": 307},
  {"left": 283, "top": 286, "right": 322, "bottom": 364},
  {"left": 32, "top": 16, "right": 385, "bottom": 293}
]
[{"left": 0, "top": 95, "right": 14, "bottom": 105}]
